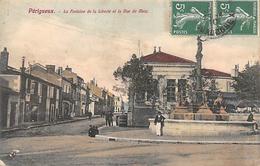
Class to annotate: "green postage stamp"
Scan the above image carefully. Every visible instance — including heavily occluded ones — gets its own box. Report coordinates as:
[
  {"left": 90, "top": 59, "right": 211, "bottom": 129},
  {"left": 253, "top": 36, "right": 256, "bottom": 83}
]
[
  {"left": 216, "top": 0, "right": 258, "bottom": 35},
  {"left": 171, "top": 1, "right": 213, "bottom": 35},
  {"left": 171, "top": 0, "right": 258, "bottom": 36}
]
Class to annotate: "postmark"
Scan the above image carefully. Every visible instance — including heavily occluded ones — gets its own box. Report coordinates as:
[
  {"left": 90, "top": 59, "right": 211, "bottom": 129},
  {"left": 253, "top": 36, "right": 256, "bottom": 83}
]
[
  {"left": 171, "top": 1, "right": 213, "bottom": 35},
  {"left": 216, "top": 0, "right": 258, "bottom": 35},
  {"left": 171, "top": 0, "right": 258, "bottom": 36}
]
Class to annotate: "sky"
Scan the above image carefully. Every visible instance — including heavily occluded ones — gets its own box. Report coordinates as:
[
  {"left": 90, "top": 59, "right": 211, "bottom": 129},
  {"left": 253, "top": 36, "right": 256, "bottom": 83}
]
[{"left": 0, "top": 0, "right": 259, "bottom": 95}]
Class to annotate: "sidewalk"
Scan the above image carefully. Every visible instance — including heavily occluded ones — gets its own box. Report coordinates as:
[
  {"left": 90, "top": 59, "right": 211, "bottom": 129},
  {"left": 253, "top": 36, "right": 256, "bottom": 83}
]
[
  {"left": 0, "top": 115, "right": 100, "bottom": 134},
  {"left": 97, "top": 126, "right": 260, "bottom": 144}
]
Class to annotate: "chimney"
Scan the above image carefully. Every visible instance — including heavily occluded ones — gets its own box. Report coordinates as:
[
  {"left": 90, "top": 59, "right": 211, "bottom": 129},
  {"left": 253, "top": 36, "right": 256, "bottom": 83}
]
[
  {"left": 65, "top": 65, "right": 72, "bottom": 72},
  {"left": 158, "top": 46, "right": 161, "bottom": 52},
  {"left": 46, "top": 65, "right": 55, "bottom": 73},
  {"left": 153, "top": 46, "right": 156, "bottom": 54},
  {"left": 57, "top": 67, "right": 63, "bottom": 75},
  {"left": 0, "top": 47, "right": 9, "bottom": 72},
  {"left": 21, "top": 56, "right": 26, "bottom": 73}
]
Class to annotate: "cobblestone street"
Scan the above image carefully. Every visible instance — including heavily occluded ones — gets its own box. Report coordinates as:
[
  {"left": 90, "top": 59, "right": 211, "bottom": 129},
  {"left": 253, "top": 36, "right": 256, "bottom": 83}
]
[
  {"left": 100, "top": 126, "right": 260, "bottom": 142},
  {"left": 1, "top": 117, "right": 105, "bottom": 138},
  {"left": 0, "top": 119, "right": 260, "bottom": 166}
]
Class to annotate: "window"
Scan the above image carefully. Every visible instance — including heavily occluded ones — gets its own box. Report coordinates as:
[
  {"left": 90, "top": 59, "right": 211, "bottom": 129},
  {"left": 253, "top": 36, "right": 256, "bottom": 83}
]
[
  {"left": 47, "top": 86, "right": 54, "bottom": 98},
  {"left": 167, "top": 79, "right": 176, "bottom": 102},
  {"left": 63, "top": 85, "right": 66, "bottom": 93},
  {"left": 56, "top": 101, "right": 59, "bottom": 109},
  {"left": 50, "top": 86, "right": 54, "bottom": 98},
  {"left": 30, "top": 81, "right": 36, "bottom": 94},
  {"left": 47, "top": 86, "right": 50, "bottom": 97},
  {"left": 38, "top": 83, "right": 42, "bottom": 96},
  {"left": 56, "top": 89, "right": 60, "bottom": 99}
]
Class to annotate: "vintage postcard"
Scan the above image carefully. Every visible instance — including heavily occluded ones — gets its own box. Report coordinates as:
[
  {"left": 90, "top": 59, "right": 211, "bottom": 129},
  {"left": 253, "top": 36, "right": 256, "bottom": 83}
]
[{"left": 0, "top": 0, "right": 259, "bottom": 166}]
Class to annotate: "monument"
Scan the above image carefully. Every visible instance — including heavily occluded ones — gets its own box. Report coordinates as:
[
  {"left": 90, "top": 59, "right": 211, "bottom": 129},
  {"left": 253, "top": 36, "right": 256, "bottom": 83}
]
[
  {"left": 169, "top": 35, "right": 229, "bottom": 120},
  {"left": 149, "top": 36, "right": 257, "bottom": 136},
  {"left": 194, "top": 35, "right": 206, "bottom": 106},
  {"left": 193, "top": 36, "right": 214, "bottom": 116}
]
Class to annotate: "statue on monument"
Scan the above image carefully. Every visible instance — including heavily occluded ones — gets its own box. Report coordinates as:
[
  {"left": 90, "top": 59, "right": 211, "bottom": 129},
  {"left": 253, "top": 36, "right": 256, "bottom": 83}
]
[{"left": 196, "top": 35, "right": 206, "bottom": 60}]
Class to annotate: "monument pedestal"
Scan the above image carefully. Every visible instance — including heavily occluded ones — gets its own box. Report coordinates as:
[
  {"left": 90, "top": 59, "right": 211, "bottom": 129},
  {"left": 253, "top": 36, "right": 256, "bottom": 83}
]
[
  {"left": 171, "top": 106, "right": 191, "bottom": 120},
  {"left": 195, "top": 105, "right": 214, "bottom": 120},
  {"left": 216, "top": 107, "right": 229, "bottom": 121}
]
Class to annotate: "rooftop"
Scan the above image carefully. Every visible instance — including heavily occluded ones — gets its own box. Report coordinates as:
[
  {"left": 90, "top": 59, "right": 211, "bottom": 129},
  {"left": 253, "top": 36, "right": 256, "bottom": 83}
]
[
  {"left": 202, "top": 68, "right": 231, "bottom": 77},
  {"left": 142, "top": 48, "right": 195, "bottom": 64}
]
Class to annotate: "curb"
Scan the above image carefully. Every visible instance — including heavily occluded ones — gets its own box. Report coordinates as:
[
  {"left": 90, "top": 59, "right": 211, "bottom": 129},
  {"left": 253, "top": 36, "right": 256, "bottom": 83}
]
[
  {"left": 95, "top": 135, "right": 260, "bottom": 145},
  {"left": 1, "top": 116, "right": 100, "bottom": 134}
]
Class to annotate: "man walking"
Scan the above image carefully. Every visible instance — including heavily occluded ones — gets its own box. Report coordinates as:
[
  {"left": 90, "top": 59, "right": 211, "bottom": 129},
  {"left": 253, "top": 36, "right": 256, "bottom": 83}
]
[
  {"left": 109, "top": 111, "right": 114, "bottom": 126},
  {"left": 154, "top": 111, "right": 165, "bottom": 136},
  {"left": 105, "top": 111, "right": 110, "bottom": 126}
]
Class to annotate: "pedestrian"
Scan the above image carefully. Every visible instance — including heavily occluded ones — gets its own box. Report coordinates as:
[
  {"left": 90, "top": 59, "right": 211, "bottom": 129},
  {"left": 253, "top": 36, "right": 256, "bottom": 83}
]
[
  {"left": 109, "top": 111, "right": 114, "bottom": 126},
  {"left": 247, "top": 112, "right": 258, "bottom": 130},
  {"left": 88, "top": 112, "right": 92, "bottom": 120},
  {"left": 105, "top": 111, "right": 110, "bottom": 126},
  {"left": 154, "top": 111, "right": 165, "bottom": 136},
  {"left": 116, "top": 115, "right": 119, "bottom": 126},
  {"left": 101, "top": 111, "right": 105, "bottom": 118},
  {"left": 88, "top": 125, "right": 99, "bottom": 137}
]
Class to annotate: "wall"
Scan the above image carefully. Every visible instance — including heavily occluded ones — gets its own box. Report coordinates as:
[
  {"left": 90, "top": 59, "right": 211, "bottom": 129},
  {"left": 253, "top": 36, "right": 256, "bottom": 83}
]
[
  {"left": 149, "top": 119, "right": 256, "bottom": 136},
  {"left": 229, "top": 113, "right": 260, "bottom": 125},
  {"left": 0, "top": 74, "right": 20, "bottom": 92},
  {"left": 149, "top": 63, "right": 194, "bottom": 78},
  {"left": 215, "top": 78, "right": 234, "bottom": 92},
  {"left": 6, "top": 95, "right": 20, "bottom": 128}
]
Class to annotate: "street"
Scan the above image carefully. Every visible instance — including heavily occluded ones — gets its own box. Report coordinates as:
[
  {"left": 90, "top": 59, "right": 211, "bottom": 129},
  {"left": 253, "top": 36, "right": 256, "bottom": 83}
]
[
  {"left": 1, "top": 117, "right": 105, "bottom": 138},
  {"left": 0, "top": 118, "right": 260, "bottom": 166}
]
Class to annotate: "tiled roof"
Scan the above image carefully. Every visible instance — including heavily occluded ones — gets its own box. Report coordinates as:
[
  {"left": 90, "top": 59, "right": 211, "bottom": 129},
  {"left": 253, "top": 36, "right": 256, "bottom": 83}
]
[
  {"left": 142, "top": 51, "right": 195, "bottom": 64},
  {"left": 202, "top": 68, "right": 231, "bottom": 77}
]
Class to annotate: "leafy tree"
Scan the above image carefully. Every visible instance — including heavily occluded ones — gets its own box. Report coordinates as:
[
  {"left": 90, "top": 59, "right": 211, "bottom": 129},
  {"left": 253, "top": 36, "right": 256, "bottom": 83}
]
[
  {"left": 113, "top": 54, "right": 157, "bottom": 103},
  {"left": 232, "top": 62, "right": 260, "bottom": 100}
]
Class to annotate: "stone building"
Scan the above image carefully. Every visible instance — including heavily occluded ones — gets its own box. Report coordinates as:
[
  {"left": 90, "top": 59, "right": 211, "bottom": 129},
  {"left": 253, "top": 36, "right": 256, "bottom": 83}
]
[
  {"left": 62, "top": 67, "right": 88, "bottom": 117},
  {"left": 142, "top": 47, "right": 234, "bottom": 108},
  {"left": 128, "top": 47, "right": 235, "bottom": 127},
  {"left": 87, "top": 79, "right": 104, "bottom": 115},
  {"left": 114, "top": 96, "right": 123, "bottom": 113},
  {"left": 0, "top": 48, "right": 62, "bottom": 128},
  {"left": 0, "top": 47, "right": 91, "bottom": 129},
  {"left": 27, "top": 63, "right": 62, "bottom": 122}
]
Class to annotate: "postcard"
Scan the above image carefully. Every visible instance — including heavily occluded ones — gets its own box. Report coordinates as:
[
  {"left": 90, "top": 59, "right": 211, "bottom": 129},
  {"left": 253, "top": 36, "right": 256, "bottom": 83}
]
[{"left": 0, "top": 0, "right": 259, "bottom": 166}]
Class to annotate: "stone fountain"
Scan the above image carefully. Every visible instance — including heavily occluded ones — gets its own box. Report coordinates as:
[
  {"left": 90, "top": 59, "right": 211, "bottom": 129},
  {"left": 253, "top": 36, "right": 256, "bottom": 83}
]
[{"left": 149, "top": 36, "right": 257, "bottom": 136}]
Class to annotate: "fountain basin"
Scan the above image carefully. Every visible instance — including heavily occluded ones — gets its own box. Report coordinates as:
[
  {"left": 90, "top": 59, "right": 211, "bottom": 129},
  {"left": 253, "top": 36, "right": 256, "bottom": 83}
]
[{"left": 149, "top": 119, "right": 257, "bottom": 136}]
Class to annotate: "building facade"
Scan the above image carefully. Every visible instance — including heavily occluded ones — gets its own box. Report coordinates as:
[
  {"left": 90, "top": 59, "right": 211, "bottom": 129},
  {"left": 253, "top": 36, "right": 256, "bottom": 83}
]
[
  {"left": 114, "top": 96, "right": 123, "bottom": 113},
  {"left": 142, "top": 47, "right": 234, "bottom": 109},
  {"left": 0, "top": 47, "right": 98, "bottom": 129}
]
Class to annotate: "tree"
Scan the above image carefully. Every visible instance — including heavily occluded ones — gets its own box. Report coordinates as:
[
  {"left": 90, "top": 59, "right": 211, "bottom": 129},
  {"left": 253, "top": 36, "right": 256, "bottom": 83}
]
[
  {"left": 232, "top": 62, "right": 260, "bottom": 100},
  {"left": 113, "top": 54, "right": 157, "bottom": 103}
]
